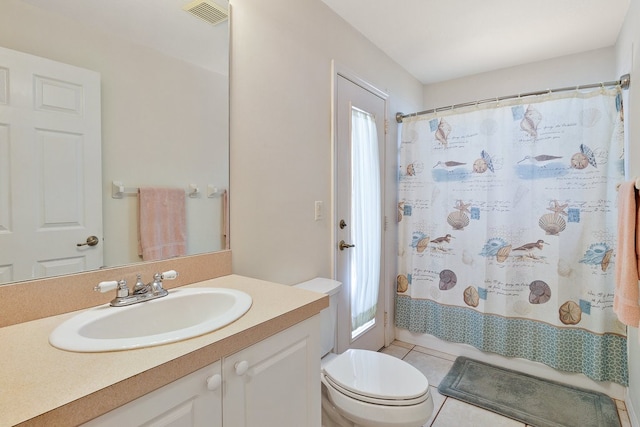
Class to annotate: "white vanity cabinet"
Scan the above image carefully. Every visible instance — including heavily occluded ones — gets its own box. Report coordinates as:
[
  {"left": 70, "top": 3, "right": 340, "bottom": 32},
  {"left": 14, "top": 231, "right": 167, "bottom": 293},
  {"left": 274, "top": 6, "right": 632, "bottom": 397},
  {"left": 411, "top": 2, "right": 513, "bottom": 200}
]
[
  {"left": 82, "top": 361, "right": 223, "bottom": 427},
  {"left": 223, "top": 315, "right": 321, "bottom": 426},
  {"left": 83, "top": 315, "right": 320, "bottom": 427}
]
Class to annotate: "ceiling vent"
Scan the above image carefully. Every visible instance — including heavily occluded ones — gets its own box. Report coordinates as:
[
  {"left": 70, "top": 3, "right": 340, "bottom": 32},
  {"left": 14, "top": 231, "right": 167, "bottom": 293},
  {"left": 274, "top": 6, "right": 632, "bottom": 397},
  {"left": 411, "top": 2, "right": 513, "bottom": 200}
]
[{"left": 183, "top": 0, "right": 228, "bottom": 26}]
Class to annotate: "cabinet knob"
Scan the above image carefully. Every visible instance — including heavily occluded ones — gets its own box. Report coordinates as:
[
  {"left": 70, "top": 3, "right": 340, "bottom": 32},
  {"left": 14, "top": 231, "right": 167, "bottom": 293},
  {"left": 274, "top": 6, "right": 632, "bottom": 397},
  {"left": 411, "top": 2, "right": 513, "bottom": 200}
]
[
  {"left": 206, "top": 374, "right": 222, "bottom": 391},
  {"left": 235, "top": 360, "right": 249, "bottom": 376}
]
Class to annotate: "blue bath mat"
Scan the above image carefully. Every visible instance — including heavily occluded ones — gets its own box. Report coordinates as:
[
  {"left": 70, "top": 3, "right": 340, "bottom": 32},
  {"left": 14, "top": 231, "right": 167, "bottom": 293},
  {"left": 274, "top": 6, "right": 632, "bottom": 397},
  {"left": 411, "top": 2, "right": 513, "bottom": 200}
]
[{"left": 438, "top": 357, "right": 620, "bottom": 427}]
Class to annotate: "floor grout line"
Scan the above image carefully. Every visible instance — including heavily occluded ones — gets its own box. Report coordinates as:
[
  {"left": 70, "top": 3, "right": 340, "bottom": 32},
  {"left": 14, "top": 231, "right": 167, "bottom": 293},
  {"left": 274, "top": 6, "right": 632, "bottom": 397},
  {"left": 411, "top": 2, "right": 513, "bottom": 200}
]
[{"left": 427, "top": 395, "right": 448, "bottom": 427}]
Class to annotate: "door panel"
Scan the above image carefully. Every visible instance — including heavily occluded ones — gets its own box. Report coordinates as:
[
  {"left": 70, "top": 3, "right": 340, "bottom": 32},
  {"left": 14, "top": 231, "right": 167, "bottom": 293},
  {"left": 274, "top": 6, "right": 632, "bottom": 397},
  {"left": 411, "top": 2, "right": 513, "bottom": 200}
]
[
  {"left": 0, "top": 46, "right": 102, "bottom": 284},
  {"left": 335, "top": 74, "right": 386, "bottom": 353}
]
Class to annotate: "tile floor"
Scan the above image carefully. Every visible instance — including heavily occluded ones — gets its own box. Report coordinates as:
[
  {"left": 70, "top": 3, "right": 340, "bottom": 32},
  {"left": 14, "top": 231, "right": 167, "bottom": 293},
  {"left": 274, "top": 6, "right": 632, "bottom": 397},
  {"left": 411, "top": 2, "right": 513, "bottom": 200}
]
[{"left": 379, "top": 341, "right": 632, "bottom": 427}]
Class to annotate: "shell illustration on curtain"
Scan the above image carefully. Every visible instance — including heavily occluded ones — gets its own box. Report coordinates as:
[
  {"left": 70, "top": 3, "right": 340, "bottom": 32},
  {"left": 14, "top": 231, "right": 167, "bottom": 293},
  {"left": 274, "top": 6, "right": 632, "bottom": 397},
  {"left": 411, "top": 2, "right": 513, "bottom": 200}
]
[{"left": 396, "top": 87, "right": 628, "bottom": 385}]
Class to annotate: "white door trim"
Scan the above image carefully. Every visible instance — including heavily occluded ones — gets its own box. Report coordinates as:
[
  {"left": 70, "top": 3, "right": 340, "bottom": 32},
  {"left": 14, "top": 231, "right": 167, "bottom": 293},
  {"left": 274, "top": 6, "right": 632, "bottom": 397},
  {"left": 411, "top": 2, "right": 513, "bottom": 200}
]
[{"left": 330, "top": 61, "right": 390, "bottom": 350}]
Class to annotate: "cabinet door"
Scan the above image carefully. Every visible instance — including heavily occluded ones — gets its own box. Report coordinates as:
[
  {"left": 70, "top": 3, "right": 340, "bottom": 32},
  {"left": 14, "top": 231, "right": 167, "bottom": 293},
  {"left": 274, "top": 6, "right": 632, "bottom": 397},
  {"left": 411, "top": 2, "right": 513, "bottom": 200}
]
[
  {"left": 82, "top": 361, "right": 222, "bottom": 427},
  {"left": 223, "top": 316, "right": 321, "bottom": 427}
]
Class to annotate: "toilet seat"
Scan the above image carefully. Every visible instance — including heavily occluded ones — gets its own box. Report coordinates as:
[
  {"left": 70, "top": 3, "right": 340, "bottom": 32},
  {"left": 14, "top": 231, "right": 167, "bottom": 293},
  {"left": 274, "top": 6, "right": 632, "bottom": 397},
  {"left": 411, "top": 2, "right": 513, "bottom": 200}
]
[
  {"left": 322, "top": 349, "right": 429, "bottom": 406},
  {"left": 322, "top": 375, "right": 434, "bottom": 427},
  {"left": 323, "top": 375, "right": 429, "bottom": 406}
]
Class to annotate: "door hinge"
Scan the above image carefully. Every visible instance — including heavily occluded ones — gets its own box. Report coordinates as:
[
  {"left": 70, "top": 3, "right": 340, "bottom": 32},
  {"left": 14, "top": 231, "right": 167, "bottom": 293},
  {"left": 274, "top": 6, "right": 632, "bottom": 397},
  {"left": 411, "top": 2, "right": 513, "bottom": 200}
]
[
  {"left": 384, "top": 119, "right": 389, "bottom": 135},
  {"left": 384, "top": 215, "right": 388, "bottom": 231},
  {"left": 384, "top": 311, "right": 388, "bottom": 327}
]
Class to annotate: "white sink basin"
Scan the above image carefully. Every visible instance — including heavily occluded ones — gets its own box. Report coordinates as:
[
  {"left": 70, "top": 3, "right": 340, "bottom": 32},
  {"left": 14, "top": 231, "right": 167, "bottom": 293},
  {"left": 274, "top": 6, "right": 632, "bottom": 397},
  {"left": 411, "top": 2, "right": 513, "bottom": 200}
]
[{"left": 49, "top": 288, "right": 252, "bottom": 352}]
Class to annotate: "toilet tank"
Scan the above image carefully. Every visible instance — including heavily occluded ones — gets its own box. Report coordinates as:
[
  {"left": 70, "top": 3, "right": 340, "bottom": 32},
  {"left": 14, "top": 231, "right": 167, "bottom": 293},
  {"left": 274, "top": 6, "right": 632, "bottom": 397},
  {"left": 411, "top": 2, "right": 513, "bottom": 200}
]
[{"left": 294, "top": 278, "right": 342, "bottom": 357}]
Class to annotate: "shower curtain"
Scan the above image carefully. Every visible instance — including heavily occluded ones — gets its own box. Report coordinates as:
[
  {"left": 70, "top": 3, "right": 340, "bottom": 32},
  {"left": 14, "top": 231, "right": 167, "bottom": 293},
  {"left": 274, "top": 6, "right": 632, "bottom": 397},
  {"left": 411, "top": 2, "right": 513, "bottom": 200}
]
[{"left": 396, "top": 87, "right": 628, "bottom": 385}]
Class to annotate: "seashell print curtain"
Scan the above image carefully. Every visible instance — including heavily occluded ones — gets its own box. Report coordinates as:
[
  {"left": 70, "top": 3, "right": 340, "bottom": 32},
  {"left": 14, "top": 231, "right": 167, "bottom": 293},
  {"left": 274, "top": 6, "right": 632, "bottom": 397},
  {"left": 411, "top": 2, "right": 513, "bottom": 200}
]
[{"left": 396, "top": 87, "right": 628, "bottom": 384}]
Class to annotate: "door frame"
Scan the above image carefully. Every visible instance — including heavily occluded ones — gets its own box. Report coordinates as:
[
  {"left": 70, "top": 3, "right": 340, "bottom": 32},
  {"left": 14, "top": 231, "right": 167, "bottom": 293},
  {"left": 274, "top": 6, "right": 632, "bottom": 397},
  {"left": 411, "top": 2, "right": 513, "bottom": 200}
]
[{"left": 330, "top": 61, "right": 392, "bottom": 349}]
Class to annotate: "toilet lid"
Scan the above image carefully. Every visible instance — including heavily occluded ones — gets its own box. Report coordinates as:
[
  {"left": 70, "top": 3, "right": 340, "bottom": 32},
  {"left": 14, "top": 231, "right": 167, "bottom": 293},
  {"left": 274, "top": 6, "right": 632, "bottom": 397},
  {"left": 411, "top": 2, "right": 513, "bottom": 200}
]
[{"left": 322, "top": 349, "right": 429, "bottom": 401}]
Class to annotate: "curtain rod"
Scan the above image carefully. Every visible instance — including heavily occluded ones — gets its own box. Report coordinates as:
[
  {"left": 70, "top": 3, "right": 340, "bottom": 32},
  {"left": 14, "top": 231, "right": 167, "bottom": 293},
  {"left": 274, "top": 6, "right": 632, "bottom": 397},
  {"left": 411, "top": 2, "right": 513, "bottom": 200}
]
[{"left": 396, "top": 73, "right": 630, "bottom": 123}]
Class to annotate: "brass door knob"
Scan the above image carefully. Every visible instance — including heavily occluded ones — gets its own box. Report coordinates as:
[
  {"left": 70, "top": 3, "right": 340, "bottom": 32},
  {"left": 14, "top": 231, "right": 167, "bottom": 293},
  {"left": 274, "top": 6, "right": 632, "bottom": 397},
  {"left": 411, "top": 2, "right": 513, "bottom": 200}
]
[
  {"left": 77, "top": 236, "right": 99, "bottom": 247},
  {"left": 339, "top": 240, "right": 355, "bottom": 251}
]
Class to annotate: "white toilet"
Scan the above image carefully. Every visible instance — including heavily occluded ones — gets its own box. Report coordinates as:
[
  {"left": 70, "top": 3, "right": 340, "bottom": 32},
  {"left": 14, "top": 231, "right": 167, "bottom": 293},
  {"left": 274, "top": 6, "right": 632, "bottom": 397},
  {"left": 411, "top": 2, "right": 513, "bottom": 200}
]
[{"left": 295, "top": 278, "right": 434, "bottom": 427}]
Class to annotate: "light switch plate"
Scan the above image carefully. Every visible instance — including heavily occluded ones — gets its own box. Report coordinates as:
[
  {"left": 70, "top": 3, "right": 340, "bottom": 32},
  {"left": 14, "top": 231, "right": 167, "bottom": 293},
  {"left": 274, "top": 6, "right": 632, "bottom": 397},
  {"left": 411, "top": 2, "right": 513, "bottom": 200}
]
[{"left": 314, "top": 201, "right": 323, "bottom": 221}]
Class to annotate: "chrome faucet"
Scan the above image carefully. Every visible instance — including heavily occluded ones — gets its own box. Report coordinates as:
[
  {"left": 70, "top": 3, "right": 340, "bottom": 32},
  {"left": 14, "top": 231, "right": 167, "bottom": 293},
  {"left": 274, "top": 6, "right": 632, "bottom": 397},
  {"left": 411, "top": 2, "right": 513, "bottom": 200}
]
[{"left": 94, "top": 270, "right": 178, "bottom": 307}]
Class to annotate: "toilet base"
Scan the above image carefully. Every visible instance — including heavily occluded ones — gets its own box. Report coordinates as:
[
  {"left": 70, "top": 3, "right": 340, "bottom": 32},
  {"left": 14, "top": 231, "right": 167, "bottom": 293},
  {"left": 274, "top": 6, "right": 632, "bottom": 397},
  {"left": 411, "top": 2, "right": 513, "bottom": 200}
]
[
  {"left": 322, "top": 390, "right": 354, "bottom": 427},
  {"left": 321, "top": 381, "right": 433, "bottom": 427}
]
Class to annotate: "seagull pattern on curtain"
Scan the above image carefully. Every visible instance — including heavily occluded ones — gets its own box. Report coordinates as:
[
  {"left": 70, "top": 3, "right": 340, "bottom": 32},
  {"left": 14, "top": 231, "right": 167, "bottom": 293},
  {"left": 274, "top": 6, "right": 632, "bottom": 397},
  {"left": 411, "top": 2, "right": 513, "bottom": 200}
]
[{"left": 396, "top": 87, "right": 628, "bottom": 385}]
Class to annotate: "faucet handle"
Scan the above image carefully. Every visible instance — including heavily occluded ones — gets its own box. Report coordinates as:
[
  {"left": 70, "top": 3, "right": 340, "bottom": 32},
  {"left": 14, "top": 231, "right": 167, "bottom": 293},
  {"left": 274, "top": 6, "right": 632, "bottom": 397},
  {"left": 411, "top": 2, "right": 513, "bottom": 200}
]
[
  {"left": 94, "top": 280, "right": 119, "bottom": 293},
  {"left": 95, "top": 279, "right": 129, "bottom": 298},
  {"left": 161, "top": 270, "right": 179, "bottom": 280},
  {"left": 149, "top": 271, "right": 174, "bottom": 296}
]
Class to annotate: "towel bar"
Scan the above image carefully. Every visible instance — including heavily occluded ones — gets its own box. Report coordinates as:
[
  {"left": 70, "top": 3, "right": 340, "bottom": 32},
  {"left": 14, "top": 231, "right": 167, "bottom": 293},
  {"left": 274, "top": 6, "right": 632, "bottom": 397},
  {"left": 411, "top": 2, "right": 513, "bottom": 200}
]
[{"left": 111, "top": 181, "right": 201, "bottom": 199}]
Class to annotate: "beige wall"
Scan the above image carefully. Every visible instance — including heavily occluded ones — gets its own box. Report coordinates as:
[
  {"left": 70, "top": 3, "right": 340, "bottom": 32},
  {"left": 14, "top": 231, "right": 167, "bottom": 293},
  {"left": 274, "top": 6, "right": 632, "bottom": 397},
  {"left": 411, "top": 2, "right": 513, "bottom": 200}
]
[
  {"left": 423, "top": 47, "right": 616, "bottom": 110},
  {"left": 0, "top": 0, "right": 229, "bottom": 267},
  {"left": 229, "top": 0, "right": 423, "bottom": 285},
  {"left": 616, "top": 0, "right": 640, "bottom": 422}
]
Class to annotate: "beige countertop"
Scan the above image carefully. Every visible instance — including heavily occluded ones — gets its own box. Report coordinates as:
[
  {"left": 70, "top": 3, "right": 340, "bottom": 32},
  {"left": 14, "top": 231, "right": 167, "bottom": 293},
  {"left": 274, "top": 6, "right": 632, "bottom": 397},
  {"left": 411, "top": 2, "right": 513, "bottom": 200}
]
[{"left": 0, "top": 274, "right": 328, "bottom": 427}]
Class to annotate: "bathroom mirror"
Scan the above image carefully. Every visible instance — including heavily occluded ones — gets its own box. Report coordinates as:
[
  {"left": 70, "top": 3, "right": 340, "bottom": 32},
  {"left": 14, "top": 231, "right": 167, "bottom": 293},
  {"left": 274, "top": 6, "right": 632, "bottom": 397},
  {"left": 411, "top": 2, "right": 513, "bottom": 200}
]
[{"left": 0, "top": 0, "right": 229, "bottom": 285}]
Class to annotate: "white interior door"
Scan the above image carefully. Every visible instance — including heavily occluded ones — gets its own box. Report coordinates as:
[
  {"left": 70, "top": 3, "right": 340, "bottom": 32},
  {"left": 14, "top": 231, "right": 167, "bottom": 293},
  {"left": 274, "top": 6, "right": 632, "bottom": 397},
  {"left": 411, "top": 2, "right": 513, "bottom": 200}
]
[
  {"left": 335, "top": 73, "right": 387, "bottom": 353},
  {"left": 0, "top": 46, "right": 102, "bottom": 284}
]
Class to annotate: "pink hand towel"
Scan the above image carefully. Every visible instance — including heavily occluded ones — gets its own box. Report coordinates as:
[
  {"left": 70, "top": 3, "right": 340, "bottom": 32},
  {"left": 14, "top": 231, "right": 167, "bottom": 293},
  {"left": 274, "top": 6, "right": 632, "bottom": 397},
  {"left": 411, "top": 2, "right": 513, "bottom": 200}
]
[
  {"left": 613, "top": 180, "right": 640, "bottom": 326},
  {"left": 138, "top": 187, "right": 187, "bottom": 261}
]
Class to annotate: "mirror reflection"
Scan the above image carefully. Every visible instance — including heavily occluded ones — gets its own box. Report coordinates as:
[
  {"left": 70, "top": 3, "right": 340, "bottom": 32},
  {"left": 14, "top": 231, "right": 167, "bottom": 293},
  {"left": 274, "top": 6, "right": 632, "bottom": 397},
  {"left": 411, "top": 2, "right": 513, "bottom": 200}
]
[{"left": 0, "top": 0, "right": 229, "bottom": 285}]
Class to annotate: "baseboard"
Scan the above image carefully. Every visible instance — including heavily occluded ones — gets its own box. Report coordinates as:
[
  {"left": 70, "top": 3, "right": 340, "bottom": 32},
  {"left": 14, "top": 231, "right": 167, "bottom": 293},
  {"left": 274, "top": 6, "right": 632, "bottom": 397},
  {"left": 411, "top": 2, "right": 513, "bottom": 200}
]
[
  {"left": 627, "top": 392, "right": 640, "bottom": 427},
  {"left": 396, "top": 328, "right": 627, "bottom": 401}
]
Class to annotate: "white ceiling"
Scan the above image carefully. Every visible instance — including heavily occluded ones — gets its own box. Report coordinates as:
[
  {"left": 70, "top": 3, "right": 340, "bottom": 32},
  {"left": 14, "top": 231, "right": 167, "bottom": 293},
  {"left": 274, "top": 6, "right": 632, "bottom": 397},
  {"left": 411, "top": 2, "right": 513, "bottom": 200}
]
[
  {"left": 320, "top": 0, "right": 630, "bottom": 84},
  {"left": 19, "top": 0, "right": 229, "bottom": 76},
  {"left": 18, "top": 1, "right": 630, "bottom": 85}
]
